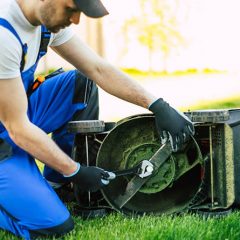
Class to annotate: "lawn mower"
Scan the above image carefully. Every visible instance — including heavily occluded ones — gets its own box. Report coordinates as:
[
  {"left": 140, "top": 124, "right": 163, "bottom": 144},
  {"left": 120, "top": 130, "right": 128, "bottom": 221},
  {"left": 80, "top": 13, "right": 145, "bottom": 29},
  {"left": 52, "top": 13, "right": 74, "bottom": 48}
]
[{"left": 67, "top": 109, "right": 240, "bottom": 218}]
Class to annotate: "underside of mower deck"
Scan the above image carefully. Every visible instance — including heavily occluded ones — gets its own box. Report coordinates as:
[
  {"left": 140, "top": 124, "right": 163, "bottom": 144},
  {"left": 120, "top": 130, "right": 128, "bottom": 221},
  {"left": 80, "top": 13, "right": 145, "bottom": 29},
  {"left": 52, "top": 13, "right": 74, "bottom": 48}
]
[{"left": 67, "top": 109, "right": 240, "bottom": 218}]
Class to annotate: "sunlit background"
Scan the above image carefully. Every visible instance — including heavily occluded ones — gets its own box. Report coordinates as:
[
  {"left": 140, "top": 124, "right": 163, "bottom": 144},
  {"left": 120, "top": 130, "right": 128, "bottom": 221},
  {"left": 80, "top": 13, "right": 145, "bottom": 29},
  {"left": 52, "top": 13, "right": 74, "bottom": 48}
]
[{"left": 1, "top": 0, "right": 240, "bottom": 120}]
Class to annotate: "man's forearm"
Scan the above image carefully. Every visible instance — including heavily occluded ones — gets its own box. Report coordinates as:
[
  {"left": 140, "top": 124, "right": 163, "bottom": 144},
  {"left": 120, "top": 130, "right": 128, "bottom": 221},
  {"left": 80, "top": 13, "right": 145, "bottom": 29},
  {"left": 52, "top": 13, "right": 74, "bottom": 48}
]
[
  {"left": 53, "top": 36, "right": 157, "bottom": 107},
  {"left": 93, "top": 63, "right": 157, "bottom": 109},
  {"left": 8, "top": 120, "right": 77, "bottom": 175}
]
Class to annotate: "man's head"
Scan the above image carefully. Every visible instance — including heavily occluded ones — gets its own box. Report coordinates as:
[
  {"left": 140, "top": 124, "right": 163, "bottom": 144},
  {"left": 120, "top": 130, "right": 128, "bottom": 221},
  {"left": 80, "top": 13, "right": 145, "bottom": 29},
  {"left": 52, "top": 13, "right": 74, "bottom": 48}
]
[{"left": 38, "top": 0, "right": 108, "bottom": 33}]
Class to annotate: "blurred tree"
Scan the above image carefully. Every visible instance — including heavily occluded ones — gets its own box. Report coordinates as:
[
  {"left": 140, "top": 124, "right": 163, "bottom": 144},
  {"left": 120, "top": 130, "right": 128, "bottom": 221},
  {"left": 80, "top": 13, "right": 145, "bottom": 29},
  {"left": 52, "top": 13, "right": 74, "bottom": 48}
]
[{"left": 122, "top": 0, "right": 189, "bottom": 72}]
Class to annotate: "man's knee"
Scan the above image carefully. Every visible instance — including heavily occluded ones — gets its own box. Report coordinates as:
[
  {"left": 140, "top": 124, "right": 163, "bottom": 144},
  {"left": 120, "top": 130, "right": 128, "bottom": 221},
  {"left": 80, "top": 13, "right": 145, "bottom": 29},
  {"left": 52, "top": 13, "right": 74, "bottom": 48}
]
[
  {"left": 29, "top": 215, "right": 74, "bottom": 239},
  {"left": 72, "top": 70, "right": 99, "bottom": 120},
  {"left": 73, "top": 70, "right": 99, "bottom": 105}
]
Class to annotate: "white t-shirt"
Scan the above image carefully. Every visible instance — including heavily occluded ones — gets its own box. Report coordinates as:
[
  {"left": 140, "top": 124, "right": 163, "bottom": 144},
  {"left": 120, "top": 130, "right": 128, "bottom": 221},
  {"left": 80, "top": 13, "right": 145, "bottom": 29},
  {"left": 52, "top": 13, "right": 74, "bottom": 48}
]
[{"left": 0, "top": 0, "right": 74, "bottom": 79}]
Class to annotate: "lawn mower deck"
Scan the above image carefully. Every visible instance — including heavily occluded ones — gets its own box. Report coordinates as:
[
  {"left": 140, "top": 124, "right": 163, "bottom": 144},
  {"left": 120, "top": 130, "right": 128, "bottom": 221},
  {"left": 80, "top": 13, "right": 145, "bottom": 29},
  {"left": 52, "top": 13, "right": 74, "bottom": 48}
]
[{"left": 67, "top": 109, "right": 240, "bottom": 218}]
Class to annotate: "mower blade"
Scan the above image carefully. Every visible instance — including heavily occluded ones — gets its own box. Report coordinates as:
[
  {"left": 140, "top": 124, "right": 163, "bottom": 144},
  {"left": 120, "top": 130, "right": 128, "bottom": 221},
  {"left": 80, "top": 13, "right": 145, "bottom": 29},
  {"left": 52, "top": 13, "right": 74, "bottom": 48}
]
[{"left": 115, "top": 143, "right": 172, "bottom": 208}]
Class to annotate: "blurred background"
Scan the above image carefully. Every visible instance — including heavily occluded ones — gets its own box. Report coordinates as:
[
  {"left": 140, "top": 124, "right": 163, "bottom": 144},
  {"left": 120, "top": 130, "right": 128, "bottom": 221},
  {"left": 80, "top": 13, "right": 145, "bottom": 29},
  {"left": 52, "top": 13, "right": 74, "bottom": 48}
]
[{"left": 1, "top": 0, "right": 240, "bottom": 120}]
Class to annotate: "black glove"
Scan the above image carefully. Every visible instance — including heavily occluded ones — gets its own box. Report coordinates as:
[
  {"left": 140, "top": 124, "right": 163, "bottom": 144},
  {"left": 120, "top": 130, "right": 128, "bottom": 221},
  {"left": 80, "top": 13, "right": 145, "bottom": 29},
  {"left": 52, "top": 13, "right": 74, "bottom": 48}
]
[
  {"left": 149, "top": 98, "right": 194, "bottom": 152},
  {"left": 64, "top": 163, "right": 116, "bottom": 192}
]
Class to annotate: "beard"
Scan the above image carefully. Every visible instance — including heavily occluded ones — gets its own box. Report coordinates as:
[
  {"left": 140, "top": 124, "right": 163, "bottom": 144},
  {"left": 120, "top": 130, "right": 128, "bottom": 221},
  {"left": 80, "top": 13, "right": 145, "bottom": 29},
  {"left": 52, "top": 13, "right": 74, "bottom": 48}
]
[
  {"left": 46, "top": 25, "right": 62, "bottom": 33},
  {"left": 39, "top": 2, "right": 65, "bottom": 33}
]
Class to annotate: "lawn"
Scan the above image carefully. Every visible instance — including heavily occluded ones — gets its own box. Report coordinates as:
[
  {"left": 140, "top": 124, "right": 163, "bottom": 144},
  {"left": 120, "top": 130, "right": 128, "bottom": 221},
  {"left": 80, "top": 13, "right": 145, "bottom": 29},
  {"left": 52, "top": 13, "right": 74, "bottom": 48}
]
[
  {"left": 184, "top": 95, "right": 240, "bottom": 111},
  {"left": 1, "top": 212, "right": 240, "bottom": 240},
  {"left": 1, "top": 96, "right": 240, "bottom": 240}
]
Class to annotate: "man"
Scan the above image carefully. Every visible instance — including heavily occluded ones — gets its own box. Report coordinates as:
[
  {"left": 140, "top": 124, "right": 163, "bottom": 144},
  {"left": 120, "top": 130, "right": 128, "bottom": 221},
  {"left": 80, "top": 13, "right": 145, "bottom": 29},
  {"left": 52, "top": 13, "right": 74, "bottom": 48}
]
[{"left": 0, "top": 0, "right": 194, "bottom": 239}]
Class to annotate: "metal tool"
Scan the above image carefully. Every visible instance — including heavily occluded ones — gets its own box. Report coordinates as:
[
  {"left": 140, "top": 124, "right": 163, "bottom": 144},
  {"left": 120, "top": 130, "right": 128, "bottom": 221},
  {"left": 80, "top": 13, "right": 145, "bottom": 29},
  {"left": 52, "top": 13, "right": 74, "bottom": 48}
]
[
  {"left": 113, "top": 160, "right": 154, "bottom": 178},
  {"left": 115, "top": 143, "right": 172, "bottom": 208}
]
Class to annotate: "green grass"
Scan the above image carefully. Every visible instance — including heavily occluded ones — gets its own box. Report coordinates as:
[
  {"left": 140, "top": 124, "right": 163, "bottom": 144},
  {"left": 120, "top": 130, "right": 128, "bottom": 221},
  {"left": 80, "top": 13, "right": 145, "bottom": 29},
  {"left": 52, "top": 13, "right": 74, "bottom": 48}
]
[
  {"left": 179, "top": 95, "right": 240, "bottom": 112},
  {"left": 190, "top": 95, "right": 240, "bottom": 110},
  {"left": 2, "top": 212, "right": 240, "bottom": 240},
  {"left": 62, "top": 212, "right": 240, "bottom": 240},
  {"left": 122, "top": 68, "right": 226, "bottom": 79},
  {"left": 2, "top": 96, "right": 240, "bottom": 240}
]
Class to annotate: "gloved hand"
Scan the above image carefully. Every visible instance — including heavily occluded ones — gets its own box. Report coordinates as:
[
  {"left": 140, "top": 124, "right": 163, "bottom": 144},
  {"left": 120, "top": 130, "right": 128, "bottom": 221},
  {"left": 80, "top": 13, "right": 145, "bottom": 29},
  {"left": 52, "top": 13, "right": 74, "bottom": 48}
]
[
  {"left": 64, "top": 163, "right": 116, "bottom": 192},
  {"left": 149, "top": 98, "right": 194, "bottom": 152}
]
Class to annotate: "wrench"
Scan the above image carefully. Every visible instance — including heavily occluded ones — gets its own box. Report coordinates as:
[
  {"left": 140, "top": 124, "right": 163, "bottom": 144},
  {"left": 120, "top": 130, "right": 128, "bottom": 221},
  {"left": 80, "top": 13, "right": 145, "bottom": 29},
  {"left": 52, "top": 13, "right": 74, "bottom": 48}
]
[{"left": 113, "top": 160, "right": 154, "bottom": 178}]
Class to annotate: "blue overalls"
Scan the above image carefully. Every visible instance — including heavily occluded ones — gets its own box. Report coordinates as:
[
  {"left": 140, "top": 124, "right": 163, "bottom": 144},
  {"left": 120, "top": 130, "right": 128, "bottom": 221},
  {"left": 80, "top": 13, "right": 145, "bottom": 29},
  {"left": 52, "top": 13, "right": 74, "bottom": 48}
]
[{"left": 0, "top": 19, "right": 99, "bottom": 239}]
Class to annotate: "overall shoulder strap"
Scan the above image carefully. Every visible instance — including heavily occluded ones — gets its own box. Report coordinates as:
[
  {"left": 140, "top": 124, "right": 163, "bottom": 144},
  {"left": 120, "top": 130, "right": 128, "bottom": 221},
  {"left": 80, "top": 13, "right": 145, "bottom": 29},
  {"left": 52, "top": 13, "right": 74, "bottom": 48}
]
[
  {"left": 0, "top": 18, "right": 28, "bottom": 72},
  {"left": 36, "top": 25, "right": 51, "bottom": 62}
]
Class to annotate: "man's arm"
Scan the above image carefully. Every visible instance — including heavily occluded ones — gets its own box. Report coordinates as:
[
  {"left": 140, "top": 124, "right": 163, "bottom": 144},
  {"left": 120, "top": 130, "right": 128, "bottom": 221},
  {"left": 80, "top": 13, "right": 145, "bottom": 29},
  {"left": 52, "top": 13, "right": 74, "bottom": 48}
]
[
  {"left": 52, "top": 35, "right": 194, "bottom": 151},
  {"left": 0, "top": 77, "right": 77, "bottom": 175},
  {"left": 52, "top": 35, "right": 157, "bottom": 108}
]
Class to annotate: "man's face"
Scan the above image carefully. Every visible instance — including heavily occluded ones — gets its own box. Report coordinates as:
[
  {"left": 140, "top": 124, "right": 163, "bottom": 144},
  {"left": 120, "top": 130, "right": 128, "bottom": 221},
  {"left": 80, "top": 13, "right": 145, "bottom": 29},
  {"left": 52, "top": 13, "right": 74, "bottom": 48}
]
[{"left": 39, "top": 0, "right": 81, "bottom": 33}]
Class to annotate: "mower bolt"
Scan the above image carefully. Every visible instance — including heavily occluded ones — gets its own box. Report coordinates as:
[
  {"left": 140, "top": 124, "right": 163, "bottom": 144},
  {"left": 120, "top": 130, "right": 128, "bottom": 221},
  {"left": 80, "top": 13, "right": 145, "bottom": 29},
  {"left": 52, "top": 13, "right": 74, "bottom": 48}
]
[{"left": 146, "top": 165, "right": 154, "bottom": 173}]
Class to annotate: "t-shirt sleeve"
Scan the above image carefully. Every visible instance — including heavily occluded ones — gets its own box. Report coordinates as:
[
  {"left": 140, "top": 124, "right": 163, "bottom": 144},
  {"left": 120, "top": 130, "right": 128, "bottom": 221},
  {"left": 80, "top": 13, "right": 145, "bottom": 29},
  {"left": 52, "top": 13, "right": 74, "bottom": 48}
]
[
  {"left": 50, "top": 27, "right": 75, "bottom": 47},
  {"left": 0, "top": 27, "right": 21, "bottom": 79}
]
